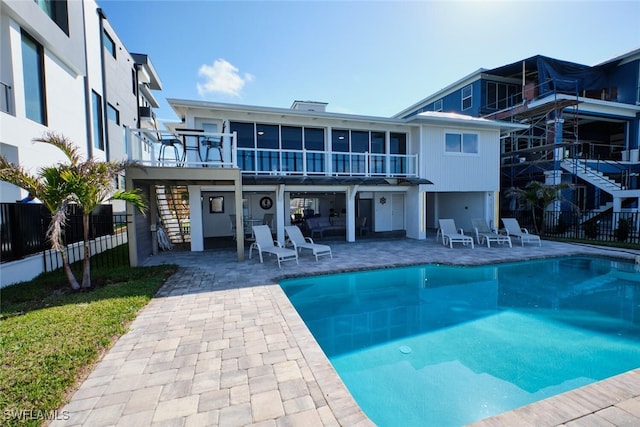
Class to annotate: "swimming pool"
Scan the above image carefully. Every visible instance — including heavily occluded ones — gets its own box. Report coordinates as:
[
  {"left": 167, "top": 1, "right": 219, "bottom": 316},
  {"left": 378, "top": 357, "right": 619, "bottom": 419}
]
[{"left": 279, "top": 256, "right": 640, "bottom": 426}]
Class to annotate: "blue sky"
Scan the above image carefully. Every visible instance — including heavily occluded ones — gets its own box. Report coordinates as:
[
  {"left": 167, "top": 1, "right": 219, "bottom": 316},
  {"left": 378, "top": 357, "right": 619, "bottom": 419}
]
[{"left": 99, "top": 0, "right": 640, "bottom": 124}]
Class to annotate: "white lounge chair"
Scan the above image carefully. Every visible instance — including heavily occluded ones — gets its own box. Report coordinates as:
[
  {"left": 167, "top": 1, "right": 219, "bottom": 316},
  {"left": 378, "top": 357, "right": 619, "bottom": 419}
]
[
  {"left": 249, "top": 225, "right": 298, "bottom": 267},
  {"left": 438, "top": 219, "right": 474, "bottom": 248},
  {"left": 284, "top": 225, "right": 332, "bottom": 261},
  {"left": 472, "top": 218, "right": 512, "bottom": 248},
  {"left": 501, "top": 218, "right": 542, "bottom": 247}
]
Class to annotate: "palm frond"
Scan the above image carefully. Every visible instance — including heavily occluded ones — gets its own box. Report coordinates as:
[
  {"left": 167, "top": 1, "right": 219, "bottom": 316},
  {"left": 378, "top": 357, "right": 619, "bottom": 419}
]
[{"left": 33, "top": 132, "right": 83, "bottom": 166}]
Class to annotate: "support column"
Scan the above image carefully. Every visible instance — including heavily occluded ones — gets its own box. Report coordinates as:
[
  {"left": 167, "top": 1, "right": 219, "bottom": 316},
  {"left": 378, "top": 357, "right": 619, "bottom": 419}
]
[
  {"left": 188, "top": 186, "right": 204, "bottom": 251},
  {"left": 276, "top": 184, "right": 285, "bottom": 244},
  {"left": 346, "top": 186, "right": 357, "bottom": 242},
  {"left": 234, "top": 177, "right": 244, "bottom": 261}
]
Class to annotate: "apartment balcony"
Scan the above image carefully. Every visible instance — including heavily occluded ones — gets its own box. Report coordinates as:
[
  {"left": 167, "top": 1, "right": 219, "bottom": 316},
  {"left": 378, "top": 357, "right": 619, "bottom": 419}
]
[
  {"left": 125, "top": 127, "right": 419, "bottom": 179},
  {"left": 0, "top": 81, "right": 14, "bottom": 115}
]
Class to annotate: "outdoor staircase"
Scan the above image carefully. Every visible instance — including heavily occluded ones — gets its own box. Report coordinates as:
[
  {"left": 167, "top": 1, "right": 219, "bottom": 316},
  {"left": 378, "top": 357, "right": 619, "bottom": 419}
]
[
  {"left": 560, "top": 159, "right": 625, "bottom": 196},
  {"left": 156, "top": 185, "right": 190, "bottom": 244},
  {"left": 579, "top": 202, "right": 613, "bottom": 224}
]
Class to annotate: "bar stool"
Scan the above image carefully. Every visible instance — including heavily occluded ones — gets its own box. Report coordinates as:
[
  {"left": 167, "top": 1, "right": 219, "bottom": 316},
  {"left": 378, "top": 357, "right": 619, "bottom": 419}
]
[
  {"left": 157, "top": 134, "right": 182, "bottom": 163},
  {"left": 201, "top": 136, "right": 223, "bottom": 163}
]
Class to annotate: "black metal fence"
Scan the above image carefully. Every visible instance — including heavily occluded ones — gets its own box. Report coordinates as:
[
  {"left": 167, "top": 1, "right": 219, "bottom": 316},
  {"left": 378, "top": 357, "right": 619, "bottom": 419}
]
[
  {"left": 1, "top": 203, "right": 129, "bottom": 271},
  {"left": 502, "top": 210, "right": 640, "bottom": 245}
]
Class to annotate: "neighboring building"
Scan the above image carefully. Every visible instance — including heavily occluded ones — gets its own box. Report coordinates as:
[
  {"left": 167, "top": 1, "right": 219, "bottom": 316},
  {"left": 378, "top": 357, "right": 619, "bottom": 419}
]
[
  {"left": 123, "top": 100, "right": 525, "bottom": 265},
  {"left": 0, "top": 0, "right": 162, "bottom": 286},
  {"left": 394, "top": 49, "right": 640, "bottom": 221},
  {"left": 0, "top": 0, "right": 162, "bottom": 202}
]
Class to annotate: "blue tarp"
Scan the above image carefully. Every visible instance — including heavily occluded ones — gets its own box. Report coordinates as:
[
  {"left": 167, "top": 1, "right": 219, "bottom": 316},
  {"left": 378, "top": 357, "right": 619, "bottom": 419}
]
[{"left": 536, "top": 56, "right": 610, "bottom": 96}]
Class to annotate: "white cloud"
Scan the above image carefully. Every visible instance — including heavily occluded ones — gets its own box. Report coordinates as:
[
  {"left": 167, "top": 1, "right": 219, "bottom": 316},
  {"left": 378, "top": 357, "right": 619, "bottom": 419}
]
[{"left": 196, "top": 59, "right": 254, "bottom": 97}]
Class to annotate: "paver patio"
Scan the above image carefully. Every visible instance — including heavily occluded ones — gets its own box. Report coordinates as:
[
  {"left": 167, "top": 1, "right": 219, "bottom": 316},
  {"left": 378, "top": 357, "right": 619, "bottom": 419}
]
[{"left": 50, "top": 237, "right": 640, "bottom": 426}]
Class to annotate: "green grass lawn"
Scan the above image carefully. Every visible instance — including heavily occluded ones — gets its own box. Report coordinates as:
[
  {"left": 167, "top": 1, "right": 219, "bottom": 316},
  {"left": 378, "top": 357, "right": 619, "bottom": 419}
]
[{"left": 0, "top": 252, "right": 177, "bottom": 427}]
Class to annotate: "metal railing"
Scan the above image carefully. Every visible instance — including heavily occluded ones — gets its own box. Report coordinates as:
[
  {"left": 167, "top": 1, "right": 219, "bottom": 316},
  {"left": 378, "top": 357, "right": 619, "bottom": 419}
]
[
  {"left": 502, "top": 210, "right": 640, "bottom": 245},
  {"left": 1, "top": 203, "right": 129, "bottom": 270},
  {"left": 125, "top": 127, "right": 418, "bottom": 178},
  {"left": 0, "top": 80, "right": 13, "bottom": 115}
]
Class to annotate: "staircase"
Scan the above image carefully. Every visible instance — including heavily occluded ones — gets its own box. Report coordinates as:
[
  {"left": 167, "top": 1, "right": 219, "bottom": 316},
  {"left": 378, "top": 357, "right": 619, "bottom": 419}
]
[
  {"left": 579, "top": 202, "right": 613, "bottom": 224},
  {"left": 156, "top": 185, "right": 190, "bottom": 244},
  {"left": 561, "top": 159, "right": 625, "bottom": 195}
]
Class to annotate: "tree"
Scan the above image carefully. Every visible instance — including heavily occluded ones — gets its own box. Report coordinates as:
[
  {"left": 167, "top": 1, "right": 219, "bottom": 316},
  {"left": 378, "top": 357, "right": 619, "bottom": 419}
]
[
  {"left": 505, "top": 181, "right": 576, "bottom": 235},
  {"left": 0, "top": 132, "right": 147, "bottom": 290}
]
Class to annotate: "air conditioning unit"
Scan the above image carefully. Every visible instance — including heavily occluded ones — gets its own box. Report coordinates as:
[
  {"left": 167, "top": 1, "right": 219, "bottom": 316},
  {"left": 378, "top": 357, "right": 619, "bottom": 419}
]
[{"left": 139, "top": 106, "right": 154, "bottom": 119}]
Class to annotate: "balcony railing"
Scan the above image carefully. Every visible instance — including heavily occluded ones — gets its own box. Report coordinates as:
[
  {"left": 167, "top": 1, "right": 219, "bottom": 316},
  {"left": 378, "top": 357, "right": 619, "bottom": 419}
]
[
  {"left": 125, "top": 127, "right": 418, "bottom": 178},
  {"left": 0, "top": 80, "right": 13, "bottom": 115}
]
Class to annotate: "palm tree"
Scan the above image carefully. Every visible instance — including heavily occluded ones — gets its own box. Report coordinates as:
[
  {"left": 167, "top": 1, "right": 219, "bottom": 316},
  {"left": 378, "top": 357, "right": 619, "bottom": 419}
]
[
  {"left": 505, "top": 181, "right": 575, "bottom": 234},
  {"left": 61, "top": 154, "right": 146, "bottom": 288},
  {"left": 0, "top": 135, "right": 82, "bottom": 288},
  {"left": 0, "top": 132, "right": 146, "bottom": 289}
]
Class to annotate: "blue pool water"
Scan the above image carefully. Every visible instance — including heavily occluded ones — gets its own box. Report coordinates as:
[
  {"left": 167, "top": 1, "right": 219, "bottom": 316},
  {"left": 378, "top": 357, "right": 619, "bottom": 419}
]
[{"left": 279, "top": 257, "right": 640, "bottom": 426}]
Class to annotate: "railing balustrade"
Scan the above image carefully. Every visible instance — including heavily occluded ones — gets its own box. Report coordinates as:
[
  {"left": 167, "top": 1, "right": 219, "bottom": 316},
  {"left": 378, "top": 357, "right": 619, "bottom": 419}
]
[
  {"left": 126, "top": 127, "right": 418, "bottom": 178},
  {"left": 502, "top": 210, "right": 640, "bottom": 245},
  {"left": 0, "top": 80, "right": 13, "bottom": 115}
]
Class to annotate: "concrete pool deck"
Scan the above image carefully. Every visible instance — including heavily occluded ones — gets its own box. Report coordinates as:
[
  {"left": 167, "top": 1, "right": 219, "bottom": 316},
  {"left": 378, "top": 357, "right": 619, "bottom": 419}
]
[{"left": 51, "top": 237, "right": 640, "bottom": 426}]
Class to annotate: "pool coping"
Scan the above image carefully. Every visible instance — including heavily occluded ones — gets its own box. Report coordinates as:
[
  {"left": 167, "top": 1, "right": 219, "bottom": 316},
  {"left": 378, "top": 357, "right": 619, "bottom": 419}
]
[{"left": 52, "top": 238, "right": 640, "bottom": 426}]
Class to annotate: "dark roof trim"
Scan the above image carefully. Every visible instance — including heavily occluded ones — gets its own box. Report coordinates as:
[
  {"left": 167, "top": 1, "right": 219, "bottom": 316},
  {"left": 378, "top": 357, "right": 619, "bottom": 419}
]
[{"left": 242, "top": 176, "right": 433, "bottom": 186}]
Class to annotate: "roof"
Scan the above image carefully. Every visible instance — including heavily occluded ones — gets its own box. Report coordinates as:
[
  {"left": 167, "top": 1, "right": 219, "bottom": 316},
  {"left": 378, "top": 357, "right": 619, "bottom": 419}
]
[
  {"left": 241, "top": 175, "right": 432, "bottom": 186},
  {"left": 410, "top": 111, "right": 528, "bottom": 132}
]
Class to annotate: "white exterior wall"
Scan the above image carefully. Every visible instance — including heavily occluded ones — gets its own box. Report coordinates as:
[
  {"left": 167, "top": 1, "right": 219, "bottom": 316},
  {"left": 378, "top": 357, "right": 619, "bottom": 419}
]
[
  {"left": 420, "top": 125, "right": 500, "bottom": 192},
  {"left": 100, "top": 19, "right": 138, "bottom": 161},
  {"left": 0, "top": 1, "right": 88, "bottom": 202},
  {"left": 436, "top": 192, "right": 486, "bottom": 233}
]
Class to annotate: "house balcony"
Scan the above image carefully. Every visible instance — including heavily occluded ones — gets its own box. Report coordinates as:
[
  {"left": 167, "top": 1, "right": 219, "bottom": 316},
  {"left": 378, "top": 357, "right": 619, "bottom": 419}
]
[{"left": 125, "top": 127, "right": 419, "bottom": 179}]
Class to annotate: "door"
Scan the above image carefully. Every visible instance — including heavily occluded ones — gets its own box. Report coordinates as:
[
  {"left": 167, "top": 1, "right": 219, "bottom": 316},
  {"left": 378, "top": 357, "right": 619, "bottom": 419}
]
[
  {"left": 391, "top": 194, "right": 404, "bottom": 230},
  {"left": 357, "top": 198, "right": 373, "bottom": 233}
]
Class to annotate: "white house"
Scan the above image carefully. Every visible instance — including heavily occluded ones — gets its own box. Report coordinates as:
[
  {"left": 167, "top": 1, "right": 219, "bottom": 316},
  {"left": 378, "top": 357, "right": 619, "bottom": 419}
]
[{"left": 122, "top": 100, "right": 526, "bottom": 265}]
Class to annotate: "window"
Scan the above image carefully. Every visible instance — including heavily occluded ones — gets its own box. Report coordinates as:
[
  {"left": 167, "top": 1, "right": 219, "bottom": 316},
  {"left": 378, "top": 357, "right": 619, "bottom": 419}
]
[
  {"left": 36, "top": 0, "right": 69, "bottom": 35},
  {"left": 445, "top": 132, "right": 478, "bottom": 154},
  {"left": 332, "top": 129, "right": 349, "bottom": 152},
  {"left": 370, "top": 132, "right": 385, "bottom": 154},
  {"left": 434, "top": 99, "right": 443, "bottom": 112},
  {"left": 389, "top": 133, "right": 406, "bottom": 154},
  {"left": 461, "top": 84, "right": 472, "bottom": 110},
  {"left": 21, "top": 31, "right": 47, "bottom": 125},
  {"left": 103, "top": 31, "right": 116, "bottom": 58},
  {"left": 131, "top": 68, "right": 137, "bottom": 94},
  {"left": 91, "top": 91, "right": 104, "bottom": 150},
  {"left": 304, "top": 128, "right": 324, "bottom": 151},
  {"left": 350, "top": 131, "right": 369, "bottom": 153},
  {"left": 256, "top": 124, "right": 278, "bottom": 149},
  {"left": 486, "top": 82, "right": 522, "bottom": 110},
  {"left": 230, "top": 122, "right": 255, "bottom": 148},
  {"left": 107, "top": 103, "right": 119, "bottom": 125},
  {"left": 281, "top": 126, "right": 302, "bottom": 150}
]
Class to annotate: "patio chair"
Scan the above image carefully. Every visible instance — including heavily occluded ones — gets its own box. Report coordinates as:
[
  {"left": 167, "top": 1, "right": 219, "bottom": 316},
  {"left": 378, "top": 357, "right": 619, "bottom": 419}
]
[
  {"left": 438, "top": 219, "right": 474, "bottom": 248},
  {"left": 249, "top": 225, "right": 298, "bottom": 268},
  {"left": 501, "top": 218, "right": 542, "bottom": 247},
  {"left": 284, "top": 225, "right": 332, "bottom": 261},
  {"left": 472, "top": 218, "right": 512, "bottom": 248}
]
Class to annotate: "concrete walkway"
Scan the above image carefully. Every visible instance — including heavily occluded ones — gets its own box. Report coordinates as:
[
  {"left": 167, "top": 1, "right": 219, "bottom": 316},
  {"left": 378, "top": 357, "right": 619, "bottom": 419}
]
[{"left": 51, "top": 237, "right": 640, "bottom": 426}]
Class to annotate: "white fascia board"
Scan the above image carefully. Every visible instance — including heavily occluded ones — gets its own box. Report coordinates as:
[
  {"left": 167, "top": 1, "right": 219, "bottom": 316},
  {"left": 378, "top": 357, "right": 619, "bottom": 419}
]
[
  {"left": 139, "top": 84, "right": 160, "bottom": 108},
  {"left": 410, "top": 111, "right": 529, "bottom": 132},
  {"left": 167, "top": 98, "right": 413, "bottom": 127},
  {"left": 529, "top": 94, "right": 640, "bottom": 118},
  {"left": 392, "top": 69, "right": 486, "bottom": 118},
  {"left": 594, "top": 46, "right": 640, "bottom": 66}
]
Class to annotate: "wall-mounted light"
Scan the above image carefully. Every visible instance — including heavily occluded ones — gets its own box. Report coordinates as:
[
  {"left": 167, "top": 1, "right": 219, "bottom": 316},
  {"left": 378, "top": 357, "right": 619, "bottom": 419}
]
[{"left": 257, "top": 131, "right": 264, "bottom": 136}]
